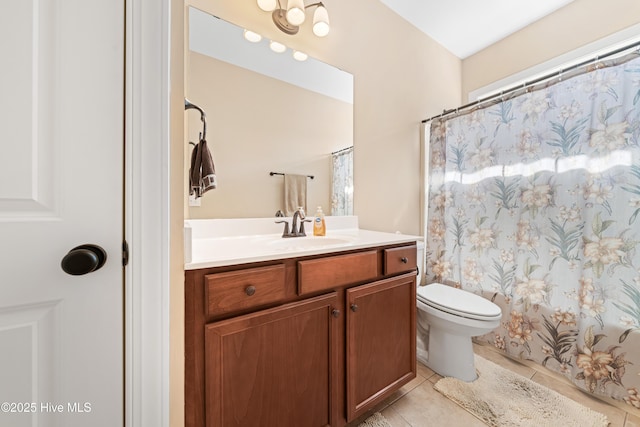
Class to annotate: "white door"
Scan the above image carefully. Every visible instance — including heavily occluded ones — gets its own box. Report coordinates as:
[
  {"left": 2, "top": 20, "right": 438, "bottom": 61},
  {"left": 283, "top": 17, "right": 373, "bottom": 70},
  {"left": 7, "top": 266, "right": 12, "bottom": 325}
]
[{"left": 0, "top": 1, "right": 124, "bottom": 426}]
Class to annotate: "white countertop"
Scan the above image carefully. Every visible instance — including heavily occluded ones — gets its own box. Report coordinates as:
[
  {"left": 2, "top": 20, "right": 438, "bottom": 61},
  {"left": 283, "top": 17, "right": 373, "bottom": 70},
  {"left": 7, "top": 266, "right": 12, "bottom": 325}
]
[{"left": 184, "top": 217, "right": 422, "bottom": 270}]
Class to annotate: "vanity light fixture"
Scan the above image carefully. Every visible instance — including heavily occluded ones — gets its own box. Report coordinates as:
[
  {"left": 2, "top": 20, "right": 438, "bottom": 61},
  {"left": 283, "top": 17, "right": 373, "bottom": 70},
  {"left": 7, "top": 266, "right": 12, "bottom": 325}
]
[
  {"left": 257, "top": 0, "right": 330, "bottom": 37},
  {"left": 257, "top": 0, "right": 277, "bottom": 11}
]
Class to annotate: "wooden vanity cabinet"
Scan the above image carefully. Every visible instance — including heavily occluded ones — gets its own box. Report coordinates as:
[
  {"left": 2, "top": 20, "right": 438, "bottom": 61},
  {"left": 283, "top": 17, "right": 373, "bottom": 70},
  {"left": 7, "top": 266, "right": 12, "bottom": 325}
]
[
  {"left": 346, "top": 273, "right": 416, "bottom": 421},
  {"left": 204, "top": 292, "right": 339, "bottom": 427},
  {"left": 185, "top": 243, "right": 417, "bottom": 427}
]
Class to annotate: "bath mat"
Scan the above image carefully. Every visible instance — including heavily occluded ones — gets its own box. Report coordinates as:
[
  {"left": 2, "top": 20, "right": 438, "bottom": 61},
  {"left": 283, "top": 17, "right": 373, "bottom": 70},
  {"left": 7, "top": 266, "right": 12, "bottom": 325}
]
[
  {"left": 357, "top": 412, "right": 392, "bottom": 427},
  {"left": 434, "top": 356, "right": 609, "bottom": 427}
]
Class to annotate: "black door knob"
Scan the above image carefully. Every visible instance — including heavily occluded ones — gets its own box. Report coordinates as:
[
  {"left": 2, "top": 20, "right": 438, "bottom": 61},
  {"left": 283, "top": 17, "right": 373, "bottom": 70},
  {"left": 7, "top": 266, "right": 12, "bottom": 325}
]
[{"left": 61, "top": 244, "right": 107, "bottom": 276}]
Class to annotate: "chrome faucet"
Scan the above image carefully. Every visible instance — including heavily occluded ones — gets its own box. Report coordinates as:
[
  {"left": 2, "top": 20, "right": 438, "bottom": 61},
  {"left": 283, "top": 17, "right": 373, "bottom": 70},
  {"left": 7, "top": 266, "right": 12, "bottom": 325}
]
[
  {"left": 276, "top": 207, "right": 311, "bottom": 238},
  {"left": 291, "top": 207, "right": 305, "bottom": 234}
]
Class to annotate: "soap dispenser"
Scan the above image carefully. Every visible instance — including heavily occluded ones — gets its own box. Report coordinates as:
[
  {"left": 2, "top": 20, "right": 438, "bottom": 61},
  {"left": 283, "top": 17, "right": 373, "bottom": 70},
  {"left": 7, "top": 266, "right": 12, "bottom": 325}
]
[{"left": 313, "top": 206, "right": 326, "bottom": 236}]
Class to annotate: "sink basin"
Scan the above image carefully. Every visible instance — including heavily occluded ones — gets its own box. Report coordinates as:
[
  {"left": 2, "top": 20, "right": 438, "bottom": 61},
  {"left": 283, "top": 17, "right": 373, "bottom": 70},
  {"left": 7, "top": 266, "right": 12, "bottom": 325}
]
[{"left": 264, "top": 236, "right": 356, "bottom": 251}]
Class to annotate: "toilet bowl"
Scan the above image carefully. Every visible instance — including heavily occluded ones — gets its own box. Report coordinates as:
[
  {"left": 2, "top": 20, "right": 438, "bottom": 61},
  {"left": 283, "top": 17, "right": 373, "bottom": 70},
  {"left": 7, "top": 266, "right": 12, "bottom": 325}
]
[{"left": 416, "top": 283, "right": 502, "bottom": 382}]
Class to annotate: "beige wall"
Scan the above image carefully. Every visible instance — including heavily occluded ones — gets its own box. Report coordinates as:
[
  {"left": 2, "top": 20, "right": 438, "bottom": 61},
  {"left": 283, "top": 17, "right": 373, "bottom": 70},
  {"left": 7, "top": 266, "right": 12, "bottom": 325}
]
[
  {"left": 186, "top": 0, "right": 461, "bottom": 234},
  {"left": 186, "top": 51, "right": 352, "bottom": 218},
  {"left": 462, "top": 0, "right": 640, "bottom": 99}
]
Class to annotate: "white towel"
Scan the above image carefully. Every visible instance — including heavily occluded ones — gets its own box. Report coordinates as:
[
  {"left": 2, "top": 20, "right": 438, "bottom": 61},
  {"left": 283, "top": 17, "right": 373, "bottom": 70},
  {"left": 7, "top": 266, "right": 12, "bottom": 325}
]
[{"left": 284, "top": 174, "right": 307, "bottom": 216}]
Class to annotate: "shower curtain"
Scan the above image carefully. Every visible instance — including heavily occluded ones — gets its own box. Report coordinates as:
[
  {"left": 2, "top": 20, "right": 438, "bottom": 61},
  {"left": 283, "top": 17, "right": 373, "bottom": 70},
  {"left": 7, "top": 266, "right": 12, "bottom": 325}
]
[
  {"left": 331, "top": 146, "right": 354, "bottom": 216},
  {"left": 424, "top": 50, "right": 640, "bottom": 408}
]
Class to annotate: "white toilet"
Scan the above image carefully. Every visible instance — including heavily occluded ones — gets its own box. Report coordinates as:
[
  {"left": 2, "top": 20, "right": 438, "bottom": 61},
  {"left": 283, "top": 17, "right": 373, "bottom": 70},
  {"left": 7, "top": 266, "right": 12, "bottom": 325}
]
[{"left": 415, "top": 246, "right": 502, "bottom": 382}]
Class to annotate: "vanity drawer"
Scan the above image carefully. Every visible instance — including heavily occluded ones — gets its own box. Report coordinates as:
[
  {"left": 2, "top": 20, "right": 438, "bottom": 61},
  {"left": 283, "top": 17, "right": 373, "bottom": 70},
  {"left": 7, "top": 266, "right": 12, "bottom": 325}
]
[
  {"left": 384, "top": 245, "right": 417, "bottom": 276},
  {"left": 298, "top": 251, "right": 378, "bottom": 295},
  {"left": 205, "top": 264, "right": 286, "bottom": 316}
]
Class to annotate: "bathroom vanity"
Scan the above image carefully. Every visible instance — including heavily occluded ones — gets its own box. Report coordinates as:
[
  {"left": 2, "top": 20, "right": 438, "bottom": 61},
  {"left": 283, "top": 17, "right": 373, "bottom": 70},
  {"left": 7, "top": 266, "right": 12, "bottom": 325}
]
[{"left": 184, "top": 218, "right": 419, "bottom": 427}]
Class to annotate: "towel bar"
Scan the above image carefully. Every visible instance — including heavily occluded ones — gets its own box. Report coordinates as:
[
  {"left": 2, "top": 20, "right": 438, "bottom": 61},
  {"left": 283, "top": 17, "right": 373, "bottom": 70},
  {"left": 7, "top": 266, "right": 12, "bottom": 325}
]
[{"left": 269, "top": 172, "right": 314, "bottom": 179}]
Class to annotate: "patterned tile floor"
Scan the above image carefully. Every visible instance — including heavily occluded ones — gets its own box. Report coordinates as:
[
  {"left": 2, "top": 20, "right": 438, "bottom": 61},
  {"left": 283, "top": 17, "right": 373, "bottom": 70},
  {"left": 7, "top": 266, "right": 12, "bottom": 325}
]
[{"left": 358, "top": 343, "right": 640, "bottom": 427}]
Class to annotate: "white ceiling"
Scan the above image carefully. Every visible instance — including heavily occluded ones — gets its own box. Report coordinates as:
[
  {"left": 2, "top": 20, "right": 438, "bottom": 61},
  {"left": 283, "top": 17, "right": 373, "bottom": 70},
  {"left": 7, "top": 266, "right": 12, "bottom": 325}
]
[{"left": 379, "top": 0, "right": 575, "bottom": 58}]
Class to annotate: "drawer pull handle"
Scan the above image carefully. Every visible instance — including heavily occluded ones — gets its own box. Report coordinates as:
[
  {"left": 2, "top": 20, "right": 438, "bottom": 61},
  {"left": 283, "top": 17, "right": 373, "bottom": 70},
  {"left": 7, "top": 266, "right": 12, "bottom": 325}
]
[
  {"left": 331, "top": 309, "right": 340, "bottom": 318},
  {"left": 350, "top": 304, "right": 358, "bottom": 312},
  {"left": 245, "top": 285, "right": 256, "bottom": 296},
  {"left": 401, "top": 257, "right": 408, "bottom": 263}
]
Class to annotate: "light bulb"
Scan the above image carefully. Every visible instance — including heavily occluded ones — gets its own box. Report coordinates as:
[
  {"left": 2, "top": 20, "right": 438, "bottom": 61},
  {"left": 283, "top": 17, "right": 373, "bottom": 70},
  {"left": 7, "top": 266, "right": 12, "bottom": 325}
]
[
  {"left": 286, "top": 0, "right": 306, "bottom": 26},
  {"left": 257, "top": 0, "right": 277, "bottom": 12},
  {"left": 312, "top": 5, "right": 330, "bottom": 37},
  {"left": 243, "top": 29, "right": 262, "bottom": 43},
  {"left": 269, "top": 40, "right": 286, "bottom": 53},
  {"left": 293, "top": 50, "right": 308, "bottom": 61}
]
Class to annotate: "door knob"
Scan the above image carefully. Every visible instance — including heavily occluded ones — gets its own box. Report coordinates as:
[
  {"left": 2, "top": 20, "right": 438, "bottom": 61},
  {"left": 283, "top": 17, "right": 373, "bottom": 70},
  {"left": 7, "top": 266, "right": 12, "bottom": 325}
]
[{"left": 61, "top": 244, "right": 107, "bottom": 276}]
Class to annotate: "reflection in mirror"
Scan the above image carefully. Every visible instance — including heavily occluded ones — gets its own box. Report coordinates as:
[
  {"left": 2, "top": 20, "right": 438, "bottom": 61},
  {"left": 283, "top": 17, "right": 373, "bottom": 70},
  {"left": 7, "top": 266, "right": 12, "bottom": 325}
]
[{"left": 186, "top": 7, "right": 354, "bottom": 219}]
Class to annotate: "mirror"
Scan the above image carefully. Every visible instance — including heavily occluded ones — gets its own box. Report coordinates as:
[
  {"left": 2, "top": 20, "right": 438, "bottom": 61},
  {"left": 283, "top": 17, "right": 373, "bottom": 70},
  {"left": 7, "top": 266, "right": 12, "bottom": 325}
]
[{"left": 186, "top": 7, "right": 354, "bottom": 219}]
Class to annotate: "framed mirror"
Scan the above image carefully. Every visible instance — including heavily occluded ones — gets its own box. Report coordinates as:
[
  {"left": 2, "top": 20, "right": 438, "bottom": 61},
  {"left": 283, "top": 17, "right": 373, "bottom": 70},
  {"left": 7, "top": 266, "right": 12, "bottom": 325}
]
[{"left": 186, "top": 7, "right": 354, "bottom": 218}]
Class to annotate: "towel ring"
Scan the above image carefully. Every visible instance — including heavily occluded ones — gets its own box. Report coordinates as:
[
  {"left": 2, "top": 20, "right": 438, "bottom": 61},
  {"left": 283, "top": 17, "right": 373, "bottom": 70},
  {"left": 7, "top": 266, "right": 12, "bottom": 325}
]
[{"left": 185, "top": 98, "right": 207, "bottom": 141}]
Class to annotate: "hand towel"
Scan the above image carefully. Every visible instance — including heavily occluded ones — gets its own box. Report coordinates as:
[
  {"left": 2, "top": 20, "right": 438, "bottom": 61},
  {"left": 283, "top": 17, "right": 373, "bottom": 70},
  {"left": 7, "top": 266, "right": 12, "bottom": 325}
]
[
  {"left": 189, "top": 138, "right": 217, "bottom": 198},
  {"left": 284, "top": 174, "right": 307, "bottom": 216}
]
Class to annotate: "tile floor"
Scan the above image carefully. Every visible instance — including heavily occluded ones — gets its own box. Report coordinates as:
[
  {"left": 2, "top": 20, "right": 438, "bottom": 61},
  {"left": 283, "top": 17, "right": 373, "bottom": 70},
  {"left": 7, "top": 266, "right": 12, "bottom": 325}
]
[{"left": 360, "top": 343, "right": 640, "bottom": 427}]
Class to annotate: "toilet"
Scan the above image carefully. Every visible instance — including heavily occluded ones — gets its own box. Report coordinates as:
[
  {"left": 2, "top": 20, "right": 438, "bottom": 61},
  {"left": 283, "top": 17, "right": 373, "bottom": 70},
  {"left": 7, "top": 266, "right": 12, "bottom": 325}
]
[{"left": 415, "top": 245, "right": 502, "bottom": 382}]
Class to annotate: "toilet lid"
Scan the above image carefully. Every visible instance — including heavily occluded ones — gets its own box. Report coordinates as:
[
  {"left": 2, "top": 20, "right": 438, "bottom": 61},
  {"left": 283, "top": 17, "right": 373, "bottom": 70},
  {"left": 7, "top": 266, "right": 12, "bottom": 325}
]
[{"left": 417, "top": 283, "right": 502, "bottom": 319}]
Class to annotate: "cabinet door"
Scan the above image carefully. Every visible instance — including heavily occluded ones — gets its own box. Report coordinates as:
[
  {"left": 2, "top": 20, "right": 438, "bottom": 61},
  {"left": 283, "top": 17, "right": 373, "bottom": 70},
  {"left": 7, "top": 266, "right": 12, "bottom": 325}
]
[
  {"left": 346, "top": 273, "right": 416, "bottom": 421},
  {"left": 205, "top": 292, "right": 339, "bottom": 427}
]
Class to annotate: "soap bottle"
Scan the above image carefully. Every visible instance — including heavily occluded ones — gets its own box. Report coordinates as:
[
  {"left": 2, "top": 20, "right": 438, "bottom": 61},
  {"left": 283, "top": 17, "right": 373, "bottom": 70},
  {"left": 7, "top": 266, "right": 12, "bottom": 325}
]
[{"left": 313, "top": 206, "right": 326, "bottom": 236}]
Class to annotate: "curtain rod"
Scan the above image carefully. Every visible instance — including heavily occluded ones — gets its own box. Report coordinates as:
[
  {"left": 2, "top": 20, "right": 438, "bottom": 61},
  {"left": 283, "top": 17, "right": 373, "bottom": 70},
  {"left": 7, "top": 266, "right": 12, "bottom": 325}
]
[
  {"left": 331, "top": 146, "right": 353, "bottom": 155},
  {"left": 421, "top": 39, "right": 640, "bottom": 124},
  {"left": 269, "top": 172, "right": 315, "bottom": 179}
]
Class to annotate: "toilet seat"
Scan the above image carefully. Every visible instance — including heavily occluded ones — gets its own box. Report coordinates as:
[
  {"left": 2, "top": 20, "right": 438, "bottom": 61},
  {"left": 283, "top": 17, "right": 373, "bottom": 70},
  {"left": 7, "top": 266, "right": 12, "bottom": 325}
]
[{"left": 417, "top": 283, "right": 501, "bottom": 320}]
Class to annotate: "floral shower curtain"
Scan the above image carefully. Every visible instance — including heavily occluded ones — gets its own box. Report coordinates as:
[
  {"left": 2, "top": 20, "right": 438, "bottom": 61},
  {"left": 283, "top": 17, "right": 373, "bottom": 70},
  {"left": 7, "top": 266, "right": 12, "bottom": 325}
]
[
  {"left": 331, "top": 146, "right": 354, "bottom": 216},
  {"left": 425, "top": 50, "right": 640, "bottom": 408}
]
